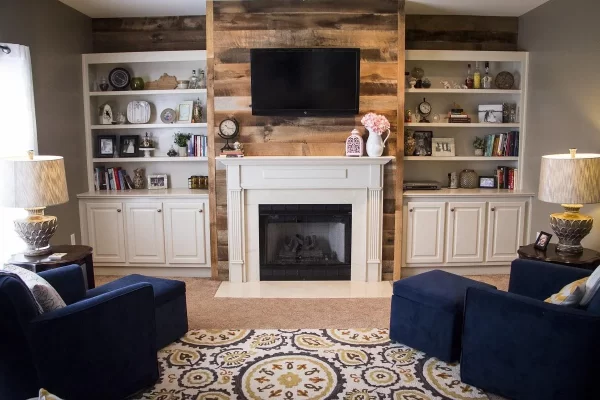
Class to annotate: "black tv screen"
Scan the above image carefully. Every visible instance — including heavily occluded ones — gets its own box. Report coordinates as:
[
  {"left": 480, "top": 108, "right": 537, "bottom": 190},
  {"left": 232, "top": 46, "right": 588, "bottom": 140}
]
[{"left": 250, "top": 48, "right": 360, "bottom": 116}]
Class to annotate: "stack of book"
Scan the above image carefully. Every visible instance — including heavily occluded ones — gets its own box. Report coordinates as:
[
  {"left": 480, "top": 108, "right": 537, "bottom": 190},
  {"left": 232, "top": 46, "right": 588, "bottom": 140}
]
[
  {"left": 219, "top": 149, "right": 244, "bottom": 158},
  {"left": 483, "top": 131, "right": 519, "bottom": 157},
  {"left": 94, "top": 166, "right": 134, "bottom": 190},
  {"left": 189, "top": 135, "right": 208, "bottom": 157},
  {"left": 448, "top": 109, "right": 471, "bottom": 123},
  {"left": 496, "top": 166, "right": 518, "bottom": 190}
]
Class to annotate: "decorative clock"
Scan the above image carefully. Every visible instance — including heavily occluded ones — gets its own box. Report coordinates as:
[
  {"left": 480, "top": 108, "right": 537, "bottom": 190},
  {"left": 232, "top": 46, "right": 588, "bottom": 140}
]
[
  {"left": 218, "top": 117, "right": 240, "bottom": 151},
  {"left": 418, "top": 98, "right": 432, "bottom": 123},
  {"left": 108, "top": 67, "right": 131, "bottom": 91}
]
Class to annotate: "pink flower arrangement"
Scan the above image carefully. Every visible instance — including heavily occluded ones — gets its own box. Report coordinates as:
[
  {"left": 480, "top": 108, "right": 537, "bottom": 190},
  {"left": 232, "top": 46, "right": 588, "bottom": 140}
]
[{"left": 361, "top": 113, "right": 390, "bottom": 135}]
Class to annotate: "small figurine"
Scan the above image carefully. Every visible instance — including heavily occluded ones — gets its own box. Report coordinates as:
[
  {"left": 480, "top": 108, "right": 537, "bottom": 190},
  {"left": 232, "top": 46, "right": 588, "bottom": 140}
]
[
  {"left": 441, "top": 80, "right": 451, "bottom": 89},
  {"left": 140, "top": 132, "right": 153, "bottom": 148},
  {"left": 233, "top": 141, "right": 244, "bottom": 152},
  {"left": 133, "top": 168, "right": 145, "bottom": 189},
  {"left": 404, "top": 109, "right": 413, "bottom": 123},
  {"left": 99, "top": 104, "right": 113, "bottom": 125},
  {"left": 409, "top": 77, "right": 417, "bottom": 89}
]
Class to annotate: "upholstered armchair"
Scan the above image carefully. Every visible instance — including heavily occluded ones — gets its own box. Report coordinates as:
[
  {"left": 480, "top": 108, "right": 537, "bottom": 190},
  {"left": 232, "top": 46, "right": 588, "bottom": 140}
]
[
  {"left": 0, "top": 265, "right": 158, "bottom": 400},
  {"left": 461, "top": 259, "right": 600, "bottom": 400}
]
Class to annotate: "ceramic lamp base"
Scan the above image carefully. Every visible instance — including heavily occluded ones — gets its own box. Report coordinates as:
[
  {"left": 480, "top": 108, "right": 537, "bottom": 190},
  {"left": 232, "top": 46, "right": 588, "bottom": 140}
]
[
  {"left": 550, "top": 204, "right": 593, "bottom": 255},
  {"left": 14, "top": 208, "right": 57, "bottom": 256}
]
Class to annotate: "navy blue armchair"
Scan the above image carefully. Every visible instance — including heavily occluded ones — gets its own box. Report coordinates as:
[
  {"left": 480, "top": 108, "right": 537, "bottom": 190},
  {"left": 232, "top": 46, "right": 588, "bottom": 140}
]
[
  {"left": 461, "top": 259, "right": 600, "bottom": 400},
  {"left": 0, "top": 265, "right": 159, "bottom": 400}
]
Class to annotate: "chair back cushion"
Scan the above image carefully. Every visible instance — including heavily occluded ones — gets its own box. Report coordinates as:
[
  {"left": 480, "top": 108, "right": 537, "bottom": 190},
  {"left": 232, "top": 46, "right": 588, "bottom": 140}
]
[
  {"left": 545, "top": 277, "right": 588, "bottom": 306},
  {"left": 2, "top": 264, "right": 66, "bottom": 313},
  {"left": 580, "top": 266, "right": 600, "bottom": 306}
]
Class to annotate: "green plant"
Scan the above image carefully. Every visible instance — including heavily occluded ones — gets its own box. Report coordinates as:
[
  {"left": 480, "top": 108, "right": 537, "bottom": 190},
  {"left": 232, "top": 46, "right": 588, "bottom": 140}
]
[
  {"left": 473, "top": 136, "right": 485, "bottom": 150},
  {"left": 174, "top": 132, "right": 192, "bottom": 147}
]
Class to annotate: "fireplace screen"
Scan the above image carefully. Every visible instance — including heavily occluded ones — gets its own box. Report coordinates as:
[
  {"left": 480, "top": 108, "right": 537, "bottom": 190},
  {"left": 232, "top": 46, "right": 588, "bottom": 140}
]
[{"left": 259, "top": 204, "right": 352, "bottom": 280}]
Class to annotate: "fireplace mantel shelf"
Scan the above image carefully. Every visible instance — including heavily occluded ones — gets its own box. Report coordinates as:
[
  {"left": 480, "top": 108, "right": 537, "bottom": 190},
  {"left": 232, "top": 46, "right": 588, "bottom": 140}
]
[{"left": 218, "top": 156, "right": 395, "bottom": 166}]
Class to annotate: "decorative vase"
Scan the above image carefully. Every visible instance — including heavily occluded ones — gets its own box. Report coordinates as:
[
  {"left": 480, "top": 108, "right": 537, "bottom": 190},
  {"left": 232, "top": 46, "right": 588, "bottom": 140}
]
[
  {"left": 404, "top": 130, "right": 416, "bottom": 156},
  {"left": 459, "top": 169, "right": 478, "bottom": 189},
  {"left": 130, "top": 77, "right": 145, "bottom": 90},
  {"left": 178, "top": 146, "right": 188, "bottom": 157},
  {"left": 133, "top": 168, "right": 145, "bottom": 189},
  {"left": 474, "top": 148, "right": 484, "bottom": 156},
  {"left": 366, "top": 129, "right": 390, "bottom": 157}
]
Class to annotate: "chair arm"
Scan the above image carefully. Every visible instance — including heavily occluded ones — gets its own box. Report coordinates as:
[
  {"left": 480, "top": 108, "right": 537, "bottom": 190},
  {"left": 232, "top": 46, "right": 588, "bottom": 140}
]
[
  {"left": 27, "top": 283, "right": 158, "bottom": 399},
  {"left": 509, "top": 259, "right": 591, "bottom": 300},
  {"left": 38, "top": 264, "right": 85, "bottom": 305},
  {"left": 461, "top": 287, "right": 600, "bottom": 400}
]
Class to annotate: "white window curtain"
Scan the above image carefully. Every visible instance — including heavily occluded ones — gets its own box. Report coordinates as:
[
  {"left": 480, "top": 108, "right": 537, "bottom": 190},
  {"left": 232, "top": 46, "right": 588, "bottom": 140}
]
[{"left": 0, "top": 43, "right": 38, "bottom": 262}]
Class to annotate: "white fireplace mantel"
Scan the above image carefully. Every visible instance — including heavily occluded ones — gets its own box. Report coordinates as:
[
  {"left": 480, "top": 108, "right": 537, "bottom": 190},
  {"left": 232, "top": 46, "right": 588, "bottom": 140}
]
[{"left": 219, "top": 156, "right": 394, "bottom": 282}]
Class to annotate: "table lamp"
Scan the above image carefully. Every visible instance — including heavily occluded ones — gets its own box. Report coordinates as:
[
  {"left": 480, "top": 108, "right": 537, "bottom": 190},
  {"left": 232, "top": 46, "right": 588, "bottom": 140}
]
[
  {"left": 0, "top": 152, "right": 69, "bottom": 256},
  {"left": 538, "top": 149, "right": 600, "bottom": 254}
]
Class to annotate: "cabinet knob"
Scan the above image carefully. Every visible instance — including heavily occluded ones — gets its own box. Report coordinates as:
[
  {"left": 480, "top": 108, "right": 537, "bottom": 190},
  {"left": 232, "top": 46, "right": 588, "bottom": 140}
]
[
  {"left": 451, "top": 208, "right": 455, "bottom": 212},
  {"left": 157, "top": 209, "right": 162, "bottom": 213},
  {"left": 117, "top": 209, "right": 121, "bottom": 213},
  {"left": 491, "top": 207, "right": 496, "bottom": 211},
  {"left": 199, "top": 209, "right": 203, "bottom": 213},
  {"left": 409, "top": 209, "right": 413, "bottom": 212}
]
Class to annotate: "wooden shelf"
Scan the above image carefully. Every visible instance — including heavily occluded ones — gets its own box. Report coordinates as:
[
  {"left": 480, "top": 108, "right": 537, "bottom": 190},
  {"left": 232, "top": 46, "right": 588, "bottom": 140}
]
[
  {"left": 405, "top": 156, "right": 519, "bottom": 161},
  {"left": 77, "top": 189, "right": 209, "bottom": 198},
  {"left": 93, "top": 157, "right": 208, "bottom": 163},
  {"left": 90, "top": 89, "right": 207, "bottom": 96},
  {"left": 403, "top": 188, "right": 534, "bottom": 198},
  {"left": 406, "top": 88, "right": 521, "bottom": 94},
  {"left": 405, "top": 123, "right": 520, "bottom": 128},
  {"left": 91, "top": 123, "right": 207, "bottom": 130}
]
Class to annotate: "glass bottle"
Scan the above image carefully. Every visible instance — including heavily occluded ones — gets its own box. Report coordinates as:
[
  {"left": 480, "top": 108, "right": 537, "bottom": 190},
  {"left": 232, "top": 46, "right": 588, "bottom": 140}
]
[
  {"left": 189, "top": 70, "right": 199, "bottom": 89},
  {"left": 465, "top": 64, "right": 474, "bottom": 89},
  {"left": 473, "top": 62, "right": 481, "bottom": 89},
  {"left": 482, "top": 62, "right": 493, "bottom": 89},
  {"left": 192, "top": 98, "right": 203, "bottom": 123},
  {"left": 198, "top": 69, "right": 206, "bottom": 88}
]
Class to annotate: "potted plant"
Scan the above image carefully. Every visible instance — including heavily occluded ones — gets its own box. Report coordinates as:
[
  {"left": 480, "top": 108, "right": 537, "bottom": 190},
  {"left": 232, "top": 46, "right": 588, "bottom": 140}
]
[
  {"left": 174, "top": 132, "right": 192, "bottom": 157},
  {"left": 473, "top": 136, "right": 485, "bottom": 156}
]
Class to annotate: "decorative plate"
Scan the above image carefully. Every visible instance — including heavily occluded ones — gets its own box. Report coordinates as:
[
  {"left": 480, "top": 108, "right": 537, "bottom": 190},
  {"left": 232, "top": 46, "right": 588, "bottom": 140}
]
[
  {"left": 108, "top": 67, "right": 131, "bottom": 91},
  {"left": 127, "top": 101, "right": 151, "bottom": 124},
  {"left": 160, "top": 108, "right": 177, "bottom": 124},
  {"left": 495, "top": 71, "right": 515, "bottom": 90}
]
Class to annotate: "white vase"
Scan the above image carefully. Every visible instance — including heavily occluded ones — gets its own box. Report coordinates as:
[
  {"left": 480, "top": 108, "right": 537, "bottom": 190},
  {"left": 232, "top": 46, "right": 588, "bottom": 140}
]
[
  {"left": 178, "top": 146, "right": 188, "bottom": 157},
  {"left": 366, "top": 129, "right": 390, "bottom": 157}
]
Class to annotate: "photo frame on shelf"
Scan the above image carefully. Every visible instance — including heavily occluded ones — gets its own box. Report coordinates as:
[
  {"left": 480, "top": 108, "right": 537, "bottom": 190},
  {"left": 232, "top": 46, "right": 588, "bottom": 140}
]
[
  {"left": 534, "top": 231, "right": 553, "bottom": 251},
  {"left": 177, "top": 101, "right": 194, "bottom": 124},
  {"left": 413, "top": 131, "right": 433, "bottom": 156},
  {"left": 119, "top": 135, "right": 140, "bottom": 158},
  {"left": 95, "top": 135, "right": 117, "bottom": 158},
  {"left": 479, "top": 176, "right": 497, "bottom": 189},
  {"left": 432, "top": 138, "right": 455, "bottom": 157},
  {"left": 147, "top": 174, "right": 168, "bottom": 190}
]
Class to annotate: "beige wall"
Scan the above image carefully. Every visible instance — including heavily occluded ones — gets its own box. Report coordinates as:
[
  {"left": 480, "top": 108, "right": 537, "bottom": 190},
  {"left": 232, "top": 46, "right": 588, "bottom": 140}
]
[
  {"left": 519, "top": 0, "right": 600, "bottom": 250},
  {"left": 0, "top": 0, "right": 92, "bottom": 244}
]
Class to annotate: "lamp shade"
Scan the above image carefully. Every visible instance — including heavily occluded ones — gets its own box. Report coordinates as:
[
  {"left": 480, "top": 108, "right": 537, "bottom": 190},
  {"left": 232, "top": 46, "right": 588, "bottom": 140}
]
[
  {"left": 0, "top": 155, "right": 69, "bottom": 208},
  {"left": 538, "top": 153, "right": 600, "bottom": 204}
]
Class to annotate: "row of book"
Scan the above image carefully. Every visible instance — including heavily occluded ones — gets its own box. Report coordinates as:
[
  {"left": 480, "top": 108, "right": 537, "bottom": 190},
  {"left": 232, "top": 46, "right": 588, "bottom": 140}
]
[
  {"left": 497, "top": 166, "right": 518, "bottom": 190},
  {"left": 94, "top": 167, "right": 134, "bottom": 191},
  {"left": 483, "top": 131, "right": 519, "bottom": 157},
  {"left": 188, "top": 135, "right": 208, "bottom": 157}
]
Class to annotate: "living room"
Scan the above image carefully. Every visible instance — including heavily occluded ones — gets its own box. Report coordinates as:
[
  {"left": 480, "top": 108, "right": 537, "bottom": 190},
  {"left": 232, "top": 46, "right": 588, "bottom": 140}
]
[{"left": 1, "top": 0, "right": 600, "bottom": 399}]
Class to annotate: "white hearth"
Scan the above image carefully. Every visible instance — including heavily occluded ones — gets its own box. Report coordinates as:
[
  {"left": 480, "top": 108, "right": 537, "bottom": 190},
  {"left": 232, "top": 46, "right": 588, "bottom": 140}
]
[{"left": 219, "top": 156, "right": 394, "bottom": 283}]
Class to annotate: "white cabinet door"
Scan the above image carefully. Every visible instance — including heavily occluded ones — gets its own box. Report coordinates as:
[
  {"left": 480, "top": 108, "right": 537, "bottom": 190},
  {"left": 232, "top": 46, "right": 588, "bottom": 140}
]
[
  {"left": 125, "top": 202, "right": 165, "bottom": 264},
  {"left": 86, "top": 202, "right": 126, "bottom": 263},
  {"left": 446, "top": 202, "right": 486, "bottom": 263},
  {"left": 406, "top": 202, "right": 446, "bottom": 264},
  {"left": 164, "top": 202, "right": 208, "bottom": 265},
  {"left": 486, "top": 201, "right": 526, "bottom": 262}
]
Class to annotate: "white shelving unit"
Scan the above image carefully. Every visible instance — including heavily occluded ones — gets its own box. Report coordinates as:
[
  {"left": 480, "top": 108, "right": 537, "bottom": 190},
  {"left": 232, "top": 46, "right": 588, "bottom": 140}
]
[{"left": 82, "top": 51, "right": 209, "bottom": 191}]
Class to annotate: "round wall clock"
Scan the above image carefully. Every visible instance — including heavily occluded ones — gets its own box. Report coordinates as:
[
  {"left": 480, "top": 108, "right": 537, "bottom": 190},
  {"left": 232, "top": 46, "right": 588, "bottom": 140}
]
[
  {"left": 418, "top": 98, "right": 432, "bottom": 123},
  {"left": 108, "top": 67, "right": 131, "bottom": 91},
  {"left": 218, "top": 118, "right": 240, "bottom": 151}
]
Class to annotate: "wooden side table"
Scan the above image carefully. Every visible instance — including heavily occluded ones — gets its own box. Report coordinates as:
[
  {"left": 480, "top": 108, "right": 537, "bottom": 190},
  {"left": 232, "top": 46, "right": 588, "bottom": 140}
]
[
  {"left": 517, "top": 243, "right": 600, "bottom": 271},
  {"left": 7, "top": 245, "right": 95, "bottom": 288}
]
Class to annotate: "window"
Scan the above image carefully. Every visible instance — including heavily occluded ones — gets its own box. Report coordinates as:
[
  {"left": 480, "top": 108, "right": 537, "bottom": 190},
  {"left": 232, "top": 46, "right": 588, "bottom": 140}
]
[{"left": 0, "top": 44, "right": 38, "bottom": 262}]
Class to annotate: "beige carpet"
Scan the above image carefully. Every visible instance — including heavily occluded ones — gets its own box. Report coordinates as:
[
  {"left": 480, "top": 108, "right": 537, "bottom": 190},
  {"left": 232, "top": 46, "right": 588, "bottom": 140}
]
[{"left": 95, "top": 275, "right": 509, "bottom": 330}]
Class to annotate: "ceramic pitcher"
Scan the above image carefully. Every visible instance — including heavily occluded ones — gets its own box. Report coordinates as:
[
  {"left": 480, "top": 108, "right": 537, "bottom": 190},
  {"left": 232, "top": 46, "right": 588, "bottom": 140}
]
[{"left": 366, "top": 129, "right": 390, "bottom": 157}]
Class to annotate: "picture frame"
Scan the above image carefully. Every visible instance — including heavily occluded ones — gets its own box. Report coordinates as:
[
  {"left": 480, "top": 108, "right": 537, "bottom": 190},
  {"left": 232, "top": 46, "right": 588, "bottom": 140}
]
[
  {"left": 534, "top": 231, "right": 553, "bottom": 251},
  {"left": 432, "top": 138, "right": 455, "bottom": 157},
  {"left": 95, "top": 135, "right": 117, "bottom": 158},
  {"left": 413, "top": 131, "right": 433, "bottom": 156},
  {"left": 119, "top": 135, "right": 140, "bottom": 158},
  {"left": 176, "top": 101, "right": 194, "bottom": 124},
  {"left": 478, "top": 176, "right": 497, "bottom": 189},
  {"left": 147, "top": 174, "right": 168, "bottom": 190}
]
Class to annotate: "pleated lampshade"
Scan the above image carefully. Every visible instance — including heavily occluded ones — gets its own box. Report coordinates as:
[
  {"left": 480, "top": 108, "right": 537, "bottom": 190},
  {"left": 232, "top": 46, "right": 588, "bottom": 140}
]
[
  {"left": 0, "top": 155, "right": 69, "bottom": 209},
  {"left": 538, "top": 153, "right": 600, "bottom": 204}
]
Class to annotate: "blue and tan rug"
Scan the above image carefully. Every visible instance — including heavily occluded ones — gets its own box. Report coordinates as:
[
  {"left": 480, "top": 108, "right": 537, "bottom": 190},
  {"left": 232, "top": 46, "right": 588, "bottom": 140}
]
[{"left": 135, "top": 328, "right": 488, "bottom": 400}]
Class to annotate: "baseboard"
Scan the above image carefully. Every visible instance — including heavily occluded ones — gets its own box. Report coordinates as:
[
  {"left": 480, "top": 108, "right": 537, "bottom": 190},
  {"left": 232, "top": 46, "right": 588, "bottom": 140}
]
[
  {"left": 401, "top": 265, "right": 511, "bottom": 277},
  {"left": 95, "top": 266, "right": 212, "bottom": 278}
]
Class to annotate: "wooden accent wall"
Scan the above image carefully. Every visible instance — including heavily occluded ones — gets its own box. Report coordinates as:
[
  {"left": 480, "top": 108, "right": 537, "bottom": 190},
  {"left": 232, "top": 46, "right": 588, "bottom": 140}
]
[{"left": 209, "top": 0, "right": 404, "bottom": 280}]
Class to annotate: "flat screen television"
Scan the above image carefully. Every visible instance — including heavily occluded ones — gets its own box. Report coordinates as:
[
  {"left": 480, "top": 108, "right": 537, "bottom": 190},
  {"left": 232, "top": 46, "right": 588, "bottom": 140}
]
[{"left": 250, "top": 48, "right": 360, "bottom": 116}]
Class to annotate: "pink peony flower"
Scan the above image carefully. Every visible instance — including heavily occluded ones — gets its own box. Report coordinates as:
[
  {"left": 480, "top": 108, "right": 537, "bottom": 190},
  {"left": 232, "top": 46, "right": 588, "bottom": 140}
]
[{"left": 361, "top": 113, "right": 390, "bottom": 135}]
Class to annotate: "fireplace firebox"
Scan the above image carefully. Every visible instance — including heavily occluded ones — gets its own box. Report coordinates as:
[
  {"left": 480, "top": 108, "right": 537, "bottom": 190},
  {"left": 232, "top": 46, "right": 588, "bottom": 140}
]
[{"left": 259, "top": 204, "right": 352, "bottom": 281}]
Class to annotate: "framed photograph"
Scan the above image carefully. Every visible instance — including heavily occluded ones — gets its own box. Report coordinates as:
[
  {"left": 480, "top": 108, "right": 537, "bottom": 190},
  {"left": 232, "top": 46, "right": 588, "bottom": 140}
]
[
  {"left": 413, "top": 131, "right": 433, "bottom": 156},
  {"left": 177, "top": 101, "right": 194, "bottom": 124},
  {"left": 432, "top": 138, "right": 455, "bottom": 157},
  {"left": 147, "top": 174, "right": 168, "bottom": 190},
  {"left": 95, "top": 135, "right": 116, "bottom": 158},
  {"left": 534, "top": 231, "right": 553, "bottom": 251},
  {"left": 119, "top": 135, "right": 140, "bottom": 158},
  {"left": 479, "top": 176, "right": 497, "bottom": 189}
]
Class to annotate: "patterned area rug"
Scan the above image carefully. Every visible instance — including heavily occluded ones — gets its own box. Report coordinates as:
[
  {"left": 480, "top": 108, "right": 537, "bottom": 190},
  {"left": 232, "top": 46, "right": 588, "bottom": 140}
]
[{"left": 134, "top": 329, "right": 488, "bottom": 400}]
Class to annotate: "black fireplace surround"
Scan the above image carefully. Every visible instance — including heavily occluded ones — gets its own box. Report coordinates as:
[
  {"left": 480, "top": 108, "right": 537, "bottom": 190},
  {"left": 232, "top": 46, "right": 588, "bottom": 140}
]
[{"left": 259, "top": 204, "right": 352, "bottom": 281}]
